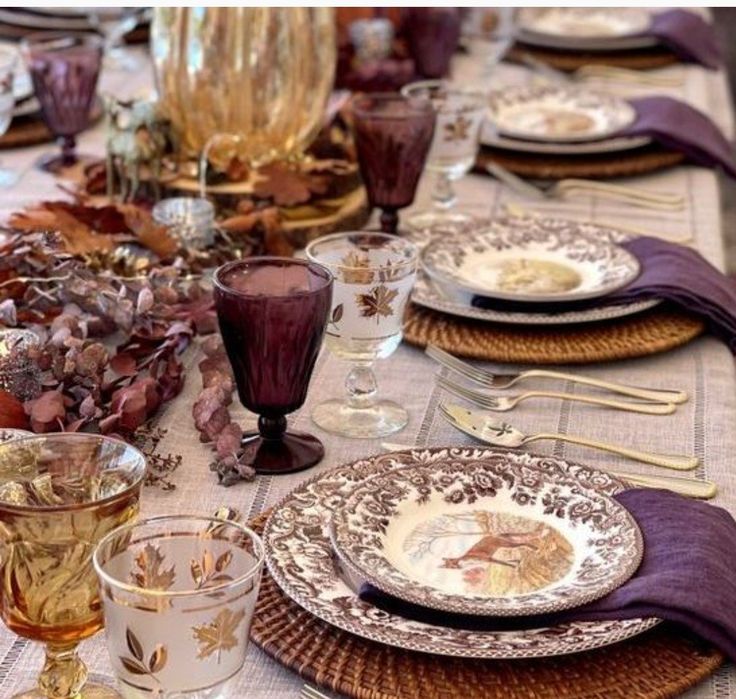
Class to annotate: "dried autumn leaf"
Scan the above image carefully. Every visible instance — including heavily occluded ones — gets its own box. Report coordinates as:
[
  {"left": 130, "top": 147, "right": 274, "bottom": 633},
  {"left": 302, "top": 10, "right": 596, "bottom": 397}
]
[
  {"left": 355, "top": 284, "right": 399, "bottom": 320},
  {"left": 252, "top": 162, "right": 329, "bottom": 207},
  {"left": 215, "top": 422, "right": 242, "bottom": 459},
  {"left": 25, "top": 390, "right": 65, "bottom": 432},
  {"left": 109, "top": 352, "right": 138, "bottom": 377},
  {"left": 191, "top": 607, "right": 245, "bottom": 661},
  {"left": 131, "top": 543, "right": 176, "bottom": 591},
  {"left": 136, "top": 287, "right": 154, "bottom": 315},
  {"left": 13, "top": 207, "right": 116, "bottom": 256},
  {"left": 0, "top": 389, "right": 30, "bottom": 429},
  {"left": 121, "top": 205, "right": 179, "bottom": 260}
]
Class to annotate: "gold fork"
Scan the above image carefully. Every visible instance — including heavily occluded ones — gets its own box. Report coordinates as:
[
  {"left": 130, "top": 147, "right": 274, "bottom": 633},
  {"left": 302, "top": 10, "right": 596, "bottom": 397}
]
[{"left": 436, "top": 373, "right": 676, "bottom": 415}]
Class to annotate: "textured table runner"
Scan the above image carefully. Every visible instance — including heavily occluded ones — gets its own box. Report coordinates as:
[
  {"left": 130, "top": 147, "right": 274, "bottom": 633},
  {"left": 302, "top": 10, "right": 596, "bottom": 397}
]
[{"left": 1, "top": 38, "right": 735, "bottom": 699}]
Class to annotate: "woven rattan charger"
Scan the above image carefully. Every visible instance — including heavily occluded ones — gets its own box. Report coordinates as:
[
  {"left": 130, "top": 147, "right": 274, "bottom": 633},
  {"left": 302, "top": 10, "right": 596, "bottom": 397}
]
[
  {"left": 507, "top": 42, "right": 680, "bottom": 72},
  {"left": 475, "top": 145, "right": 686, "bottom": 180},
  {"left": 248, "top": 512, "right": 723, "bottom": 699},
  {"left": 402, "top": 304, "right": 704, "bottom": 364}
]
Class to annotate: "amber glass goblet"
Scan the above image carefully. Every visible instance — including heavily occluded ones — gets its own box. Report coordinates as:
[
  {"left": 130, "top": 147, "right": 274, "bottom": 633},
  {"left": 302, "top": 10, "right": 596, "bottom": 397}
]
[
  {"left": 352, "top": 93, "right": 436, "bottom": 234},
  {"left": 21, "top": 32, "right": 103, "bottom": 171},
  {"left": 0, "top": 433, "right": 146, "bottom": 699},
  {"left": 213, "top": 257, "right": 333, "bottom": 474}
]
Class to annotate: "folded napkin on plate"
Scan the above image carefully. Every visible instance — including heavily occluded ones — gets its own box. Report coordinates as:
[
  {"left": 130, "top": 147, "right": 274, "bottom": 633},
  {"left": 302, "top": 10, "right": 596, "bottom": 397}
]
[
  {"left": 621, "top": 97, "right": 736, "bottom": 178},
  {"left": 472, "top": 236, "right": 736, "bottom": 353},
  {"left": 647, "top": 9, "right": 722, "bottom": 69},
  {"left": 359, "top": 488, "right": 736, "bottom": 661}
]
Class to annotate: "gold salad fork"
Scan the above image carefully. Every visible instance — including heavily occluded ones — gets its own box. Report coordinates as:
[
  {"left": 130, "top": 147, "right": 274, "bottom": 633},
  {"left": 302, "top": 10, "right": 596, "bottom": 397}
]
[
  {"left": 436, "top": 373, "right": 675, "bottom": 415},
  {"left": 426, "top": 345, "right": 688, "bottom": 405}
]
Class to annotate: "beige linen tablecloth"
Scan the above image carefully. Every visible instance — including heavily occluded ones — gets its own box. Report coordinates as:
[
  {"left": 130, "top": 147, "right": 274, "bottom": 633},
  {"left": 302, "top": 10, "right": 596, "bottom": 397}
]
[{"left": 1, "top": 45, "right": 735, "bottom": 698}]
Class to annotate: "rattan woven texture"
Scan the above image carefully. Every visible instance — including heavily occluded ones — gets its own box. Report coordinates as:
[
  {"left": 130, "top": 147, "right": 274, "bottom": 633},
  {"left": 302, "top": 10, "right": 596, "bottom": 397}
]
[
  {"left": 508, "top": 42, "right": 680, "bottom": 71},
  {"left": 476, "top": 145, "right": 686, "bottom": 180},
  {"left": 248, "top": 513, "right": 723, "bottom": 699},
  {"left": 402, "top": 304, "right": 705, "bottom": 364}
]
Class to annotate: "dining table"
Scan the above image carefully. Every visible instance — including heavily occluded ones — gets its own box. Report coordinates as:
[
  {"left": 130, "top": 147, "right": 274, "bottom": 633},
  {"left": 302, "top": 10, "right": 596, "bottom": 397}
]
[{"left": 1, "top": 22, "right": 735, "bottom": 699}]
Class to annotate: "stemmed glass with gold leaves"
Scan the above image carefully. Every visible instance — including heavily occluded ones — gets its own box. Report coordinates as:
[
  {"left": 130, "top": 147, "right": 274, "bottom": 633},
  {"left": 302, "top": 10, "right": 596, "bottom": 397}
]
[
  {"left": 305, "top": 232, "right": 418, "bottom": 438},
  {"left": 0, "top": 433, "right": 146, "bottom": 699},
  {"left": 400, "top": 80, "right": 486, "bottom": 232}
]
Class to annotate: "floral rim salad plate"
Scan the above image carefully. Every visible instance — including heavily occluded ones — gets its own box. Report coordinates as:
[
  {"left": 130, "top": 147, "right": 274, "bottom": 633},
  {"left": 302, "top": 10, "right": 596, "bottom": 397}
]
[
  {"left": 329, "top": 459, "right": 643, "bottom": 617},
  {"left": 420, "top": 217, "right": 641, "bottom": 303},
  {"left": 488, "top": 86, "right": 637, "bottom": 143},
  {"left": 263, "top": 447, "right": 660, "bottom": 659}
]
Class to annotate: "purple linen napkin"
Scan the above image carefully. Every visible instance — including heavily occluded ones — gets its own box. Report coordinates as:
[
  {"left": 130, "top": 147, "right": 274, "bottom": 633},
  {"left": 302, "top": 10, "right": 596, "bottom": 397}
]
[
  {"left": 621, "top": 97, "right": 736, "bottom": 178},
  {"left": 358, "top": 488, "right": 736, "bottom": 661},
  {"left": 472, "top": 236, "right": 736, "bottom": 353},
  {"left": 647, "top": 10, "right": 722, "bottom": 69}
]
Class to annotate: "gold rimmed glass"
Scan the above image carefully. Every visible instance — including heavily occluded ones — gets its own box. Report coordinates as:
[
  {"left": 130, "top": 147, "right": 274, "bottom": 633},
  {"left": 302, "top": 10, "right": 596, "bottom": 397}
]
[
  {"left": 400, "top": 80, "right": 486, "bottom": 233},
  {"left": 93, "top": 515, "right": 265, "bottom": 698},
  {"left": 0, "top": 433, "right": 146, "bottom": 699},
  {"left": 305, "top": 232, "right": 419, "bottom": 438}
]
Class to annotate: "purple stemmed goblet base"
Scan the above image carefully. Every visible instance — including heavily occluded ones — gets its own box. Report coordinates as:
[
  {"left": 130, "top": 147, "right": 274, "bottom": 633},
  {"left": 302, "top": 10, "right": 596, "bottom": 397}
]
[{"left": 241, "top": 431, "right": 325, "bottom": 474}]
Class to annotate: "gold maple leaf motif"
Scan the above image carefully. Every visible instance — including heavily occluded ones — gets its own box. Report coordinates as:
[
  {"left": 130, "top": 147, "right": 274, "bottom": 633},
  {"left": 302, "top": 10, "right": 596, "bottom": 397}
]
[
  {"left": 192, "top": 607, "right": 246, "bottom": 663},
  {"left": 340, "top": 251, "right": 374, "bottom": 284},
  {"left": 444, "top": 114, "right": 472, "bottom": 142},
  {"left": 355, "top": 284, "right": 399, "bottom": 321},
  {"left": 131, "top": 543, "right": 176, "bottom": 591}
]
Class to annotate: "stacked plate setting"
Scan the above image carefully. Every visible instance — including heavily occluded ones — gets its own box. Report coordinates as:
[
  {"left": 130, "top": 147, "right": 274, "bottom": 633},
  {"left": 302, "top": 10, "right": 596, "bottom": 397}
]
[
  {"left": 411, "top": 216, "right": 653, "bottom": 326},
  {"left": 264, "top": 447, "right": 655, "bottom": 660},
  {"left": 515, "top": 8, "right": 657, "bottom": 52},
  {"left": 482, "top": 84, "right": 649, "bottom": 157}
]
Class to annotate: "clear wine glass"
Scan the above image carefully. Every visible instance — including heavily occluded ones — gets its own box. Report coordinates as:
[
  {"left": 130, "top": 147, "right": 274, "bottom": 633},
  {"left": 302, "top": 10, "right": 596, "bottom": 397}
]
[
  {"left": 305, "top": 232, "right": 418, "bottom": 439},
  {"left": 400, "top": 80, "right": 486, "bottom": 233},
  {"left": 0, "top": 47, "right": 18, "bottom": 187},
  {"left": 88, "top": 7, "right": 142, "bottom": 71},
  {"left": 461, "top": 8, "right": 516, "bottom": 78}
]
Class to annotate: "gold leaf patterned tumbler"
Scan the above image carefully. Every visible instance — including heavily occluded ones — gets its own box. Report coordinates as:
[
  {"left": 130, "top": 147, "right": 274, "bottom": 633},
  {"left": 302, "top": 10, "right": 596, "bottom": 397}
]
[
  {"left": 93, "top": 515, "right": 265, "bottom": 698},
  {"left": 150, "top": 7, "right": 336, "bottom": 166},
  {"left": 0, "top": 434, "right": 146, "bottom": 699}
]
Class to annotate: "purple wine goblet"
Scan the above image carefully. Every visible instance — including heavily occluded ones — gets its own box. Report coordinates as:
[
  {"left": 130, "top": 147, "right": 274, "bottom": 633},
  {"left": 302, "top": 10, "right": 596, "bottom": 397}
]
[
  {"left": 404, "top": 8, "right": 461, "bottom": 79},
  {"left": 21, "top": 31, "right": 103, "bottom": 171},
  {"left": 213, "top": 257, "right": 333, "bottom": 474},
  {"left": 352, "top": 93, "right": 435, "bottom": 234}
]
